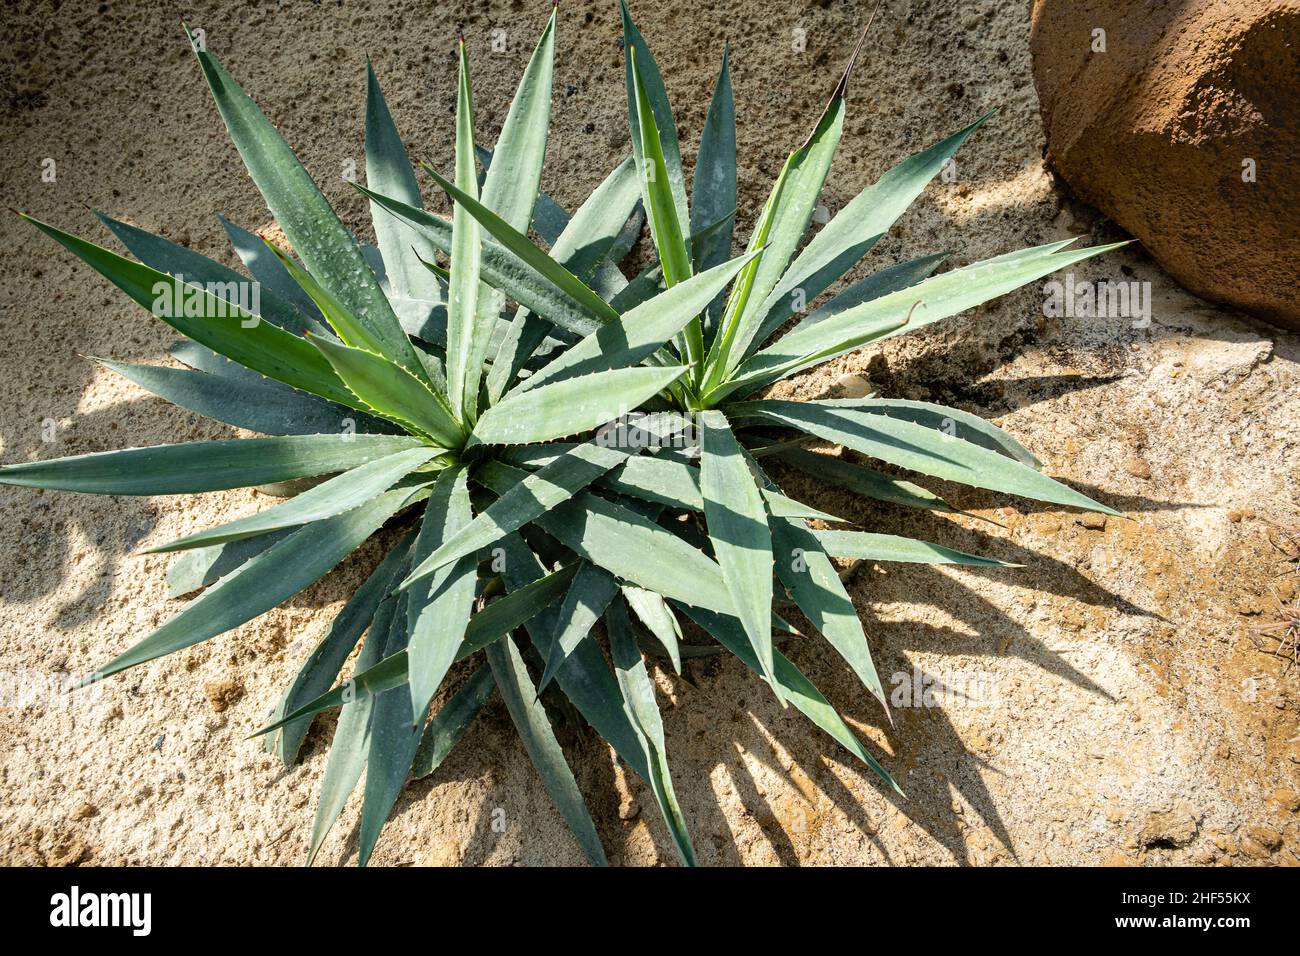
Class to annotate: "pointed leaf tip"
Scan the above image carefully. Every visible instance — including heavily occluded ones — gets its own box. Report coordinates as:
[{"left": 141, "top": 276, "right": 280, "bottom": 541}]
[{"left": 831, "top": 0, "right": 884, "bottom": 103}]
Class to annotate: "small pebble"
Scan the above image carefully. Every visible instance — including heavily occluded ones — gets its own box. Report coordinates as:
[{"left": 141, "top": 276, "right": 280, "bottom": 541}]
[{"left": 1124, "top": 456, "right": 1152, "bottom": 479}]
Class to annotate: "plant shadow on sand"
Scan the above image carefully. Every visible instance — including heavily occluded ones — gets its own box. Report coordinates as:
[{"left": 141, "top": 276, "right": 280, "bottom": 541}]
[{"left": 1, "top": 398, "right": 163, "bottom": 625}]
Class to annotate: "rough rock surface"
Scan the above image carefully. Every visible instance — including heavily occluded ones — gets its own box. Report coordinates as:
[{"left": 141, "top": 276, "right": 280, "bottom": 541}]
[
  {"left": 1, "top": 0, "right": 1298, "bottom": 866},
  {"left": 1030, "top": 0, "right": 1300, "bottom": 329}
]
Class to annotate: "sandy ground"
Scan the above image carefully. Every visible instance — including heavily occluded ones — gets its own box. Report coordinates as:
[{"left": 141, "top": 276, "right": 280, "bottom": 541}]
[{"left": 1, "top": 0, "right": 1297, "bottom": 866}]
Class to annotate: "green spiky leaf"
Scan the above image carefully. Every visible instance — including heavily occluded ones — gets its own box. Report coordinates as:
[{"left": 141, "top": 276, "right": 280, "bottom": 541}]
[
  {"left": 310, "top": 335, "right": 463, "bottom": 447},
  {"left": 471, "top": 365, "right": 687, "bottom": 447}
]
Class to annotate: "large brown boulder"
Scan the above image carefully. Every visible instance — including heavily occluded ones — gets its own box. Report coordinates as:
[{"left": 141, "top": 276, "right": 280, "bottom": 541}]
[{"left": 1030, "top": 0, "right": 1300, "bottom": 329}]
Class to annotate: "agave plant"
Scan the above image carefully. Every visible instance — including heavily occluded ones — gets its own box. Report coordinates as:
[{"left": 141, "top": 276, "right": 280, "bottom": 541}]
[{"left": 4, "top": 3, "right": 1121, "bottom": 866}]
